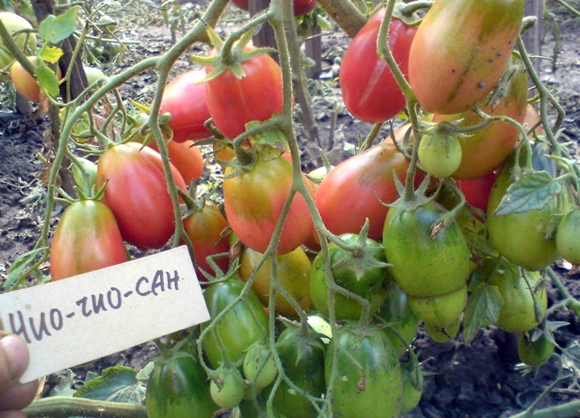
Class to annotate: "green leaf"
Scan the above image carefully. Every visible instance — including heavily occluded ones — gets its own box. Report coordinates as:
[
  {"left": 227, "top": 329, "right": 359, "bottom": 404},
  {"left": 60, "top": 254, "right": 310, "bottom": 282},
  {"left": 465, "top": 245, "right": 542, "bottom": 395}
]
[
  {"left": 74, "top": 366, "right": 146, "bottom": 404},
  {"left": 40, "top": 46, "right": 64, "bottom": 64},
  {"left": 35, "top": 63, "right": 60, "bottom": 97},
  {"left": 561, "top": 341, "right": 580, "bottom": 375},
  {"left": 462, "top": 283, "right": 503, "bottom": 344},
  {"left": 493, "top": 171, "right": 561, "bottom": 216},
  {"left": 38, "top": 6, "right": 78, "bottom": 44},
  {"left": 4, "top": 247, "right": 48, "bottom": 289}
]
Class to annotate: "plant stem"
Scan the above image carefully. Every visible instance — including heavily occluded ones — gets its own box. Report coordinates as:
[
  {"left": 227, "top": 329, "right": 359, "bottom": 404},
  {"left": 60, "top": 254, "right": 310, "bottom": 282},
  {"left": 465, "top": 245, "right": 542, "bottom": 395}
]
[
  {"left": 23, "top": 397, "right": 147, "bottom": 418},
  {"left": 315, "top": 0, "right": 368, "bottom": 38}
]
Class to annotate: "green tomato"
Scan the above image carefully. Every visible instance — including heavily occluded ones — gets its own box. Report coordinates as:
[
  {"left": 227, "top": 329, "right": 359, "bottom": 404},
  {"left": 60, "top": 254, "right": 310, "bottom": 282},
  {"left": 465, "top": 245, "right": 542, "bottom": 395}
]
[
  {"left": 425, "top": 315, "right": 461, "bottom": 343},
  {"left": 418, "top": 130, "right": 462, "bottom": 178},
  {"left": 408, "top": 284, "right": 467, "bottom": 328},
  {"left": 243, "top": 342, "right": 277, "bottom": 389},
  {"left": 517, "top": 333, "right": 555, "bottom": 368},
  {"left": 210, "top": 367, "right": 245, "bottom": 409},
  {"left": 556, "top": 209, "right": 580, "bottom": 264}
]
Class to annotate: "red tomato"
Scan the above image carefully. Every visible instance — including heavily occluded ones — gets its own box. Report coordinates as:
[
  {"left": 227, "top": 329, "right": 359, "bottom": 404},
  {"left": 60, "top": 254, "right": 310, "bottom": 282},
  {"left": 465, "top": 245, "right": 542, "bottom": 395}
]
[
  {"left": 456, "top": 172, "right": 496, "bottom": 213},
  {"left": 223, "top": 148, "right": 312, "bottom": 254},
  {"left": 182, "top": 201, "right": 231, "bottom": 278},
  {"left": 230, "top": 0, "right": 249, "bottom": 10},
  {"left": 159, "top": 70, "right": 212, "bottom": 142},
  {"left": 50, "top": 200, "right": 127, "bottom": 281},
  {"left": 205, "top": 46, "right": 283, "bottom": 139},
  {"left": 126, "top": 142, "right": 188, "bottom": 193},
  {"left": 137, "top": 140, "right": 205, "bottom": 184},
  {"left": 315, "top": 132, "right": 425, "bottom": 241},
  {"left": 97, "top": 143, "right": 179, "bottom": 250},
  {"left": 340, "top": 9, "right": 417, "bottom": 123},
  {"left": 294, "top": 0, "right": 316, "bottom": 15}
]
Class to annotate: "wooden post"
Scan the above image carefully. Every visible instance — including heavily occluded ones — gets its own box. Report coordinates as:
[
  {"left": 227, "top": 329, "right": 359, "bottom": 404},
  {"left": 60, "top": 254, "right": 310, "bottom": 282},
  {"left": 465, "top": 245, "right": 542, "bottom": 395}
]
[
  {"left": 249, "top": 0, "right": 278, "bottom": 61},
  {"left": 523, "top": 0, "right": 543, "bottom": 77},
  {"left": 304, "top": 24, "right": 322, "bottom": 79}
]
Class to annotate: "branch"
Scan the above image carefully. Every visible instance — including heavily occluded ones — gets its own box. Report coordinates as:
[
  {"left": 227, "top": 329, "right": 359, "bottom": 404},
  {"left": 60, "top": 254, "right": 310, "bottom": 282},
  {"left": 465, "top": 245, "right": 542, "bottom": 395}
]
[{"left": 316, "top": 0, "right": 367, "bottom": 37}]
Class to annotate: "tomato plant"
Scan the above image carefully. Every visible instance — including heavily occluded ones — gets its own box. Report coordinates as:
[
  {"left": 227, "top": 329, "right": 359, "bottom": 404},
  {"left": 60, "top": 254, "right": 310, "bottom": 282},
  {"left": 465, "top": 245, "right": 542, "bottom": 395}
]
[
  {"left": 310, "top": 233, "right": 390, "bottom": 320},
  {"left": 339, "top": 8, "right": 417, "bottom": 123},
  {"left": 417, "top": 127, "right": 462, "bottom": 178},
  {"left": 159, "top": 70, "right": 213, "bottom": 142},
  {"left": 146, "top": 352, "right": 217, "bottom": 418},
  {"left": 50, "top": 200, "right": 127, "bottom": 281},
  {"left": 326, "top": 322, "right": 402, "bottom": 418},
  {"left": 408, "top": 0, "right": 525, "bottom": 114},
  {"left": 97, "top": 143, "right": 182, "bottom": 250},
  {"left": 223, "top": 147, "right": 312, "bottom": 254},
  {"left": 182, "top": 201, "right": 231, "bottom": 277},
  {"left": 239, "top": 246, "right": 312, "bottom": 317},
  {"left": 517, "top": 333, "right": 555, "bottom": 368}
]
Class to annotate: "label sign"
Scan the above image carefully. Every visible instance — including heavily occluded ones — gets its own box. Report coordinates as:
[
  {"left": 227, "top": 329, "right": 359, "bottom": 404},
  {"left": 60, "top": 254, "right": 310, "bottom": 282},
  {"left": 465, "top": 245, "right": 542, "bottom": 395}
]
[{"left": 0, "top": 246, "right": 209, "bottom": 383}]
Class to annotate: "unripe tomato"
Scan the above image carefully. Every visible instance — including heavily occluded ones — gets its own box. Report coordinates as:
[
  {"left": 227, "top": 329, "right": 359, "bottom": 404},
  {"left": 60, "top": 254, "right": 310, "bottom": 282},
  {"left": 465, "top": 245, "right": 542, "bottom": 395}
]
[
  {"left": 160, "top": 70, "right": 212, "bottom": 142},
  {"left": 83, "top": 66, "right": 106, "bottom": 86},
  {"left": 425, "top": 315, "right": 461, "bottom": 343},
  {"left": 223, "top": 148, "right": 312, "bottom": 255},
  {"left": 326, "top": 322, "right": 402, "bottom": 418},
  {"left": 310, "top": 233, "right": 390, "bottom": 320},
  {"left": 182, "top": 201, "right": 230, "bottom": 278},
  {"left": 0, "top": 12, "right": 37, "bottom": 53},
  {"left": 315, "top": 138, "right": 425, "bottom": 241},
  {"left": 556, "top": 209, "right": 580, "bottom": 264},
  {"left": 489, "top": 262, "right": 547, "bottom": 333},
  {"left": 408, "top": 0, "right": 525, "bottom": 114},
  {"left": 71, "top": 157, "right": 98, "bottom": 192},
  {"left": 433, "top": 62, "right": 528, "bottom": 180},
  {"left": 383, "top": 201, "right": 471, "bottom": 298},
  {"left": 418, "top": 130, "right": 462, "bottom": 178},
  {"left": 205, "top": 46, "right": 283, "bottom": 139},
  {"left": 50, "top": 200, "right": 127, "bottom": 281},
  {"left": 210, "top": 367, "right": 245, "bottom": 409},
  {"left": 243, "top": 342, "right": 277, "bottom": 389},
  {"left": 239, "top": 246, "right": 312, "bottom": 317},
  {"left": 408, "top": 284, "right": 467, "bottom": 328},
  {"left": 97, "top": 143, "right": 182, "bottom": 250},
  {"left": 339, "top": 9, "right": 417, "bottom": 123},
  {"left": 10, "top": 56, "right": 61, "bottom": 103},
  {"left": 146, "top": 353, "right": 218, "bottom": 418},
  {"left": 517, "top": 333, "right": 555, "bottom": 368},
  {"left": 201, "top": 276, "right": 269, "bottom": 369},
  {"left": 274, "top": 326, "right": 326, "bottom": 418}
]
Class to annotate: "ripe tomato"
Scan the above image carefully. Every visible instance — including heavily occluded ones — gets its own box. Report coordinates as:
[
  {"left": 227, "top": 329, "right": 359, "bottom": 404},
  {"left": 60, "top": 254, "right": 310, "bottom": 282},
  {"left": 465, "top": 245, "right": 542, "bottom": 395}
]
[
  {"left": 456, "top": 171, "right": 496, "bottom": 213},
  {"left": 141, "top": 139, "right": 205, "bottom": 184},
  {"left": 205, "top": 46, "right": 283, "bottom": 139},
  {"left": 201, "top": 276, "right": 269, "bottom": 369},
  {"left": 488, "top": 261, "right": 547, "bottom": 333},
  {"left": 239, "top": 246, "right": 312, "bottom": 317},
  {"left": 97, "top": 143, "right": 180, "bottom": 250},
  {"left": 146, "top": 353, "right": 217, "bottom": 418},
  {"left": 418, "top": 129, "right": 462, "bottom": 178},
  {"left": 339, "top": 9, "right": 416, "bottom": 123},
  {"left": 50, "top": 200, "right": 127, "bottom": 281},
  {"left": 182, "top": 201, "right": 230, "bottom": 277},
  {"left": 293, "top": 0, "right": 317, "bottom": 15},
  {"left": 433, "top": 62, "right": 528, "bottom": 180},
  {"left": 383, "top": 201, "right": 471, "bottom": 298},
  {"left": 126, "top": 142, "right": 188, "bottom": 192},
  {"left": 326, "top": 322, "right": 402, "bottom": 418},
  {"left": 315, "top": 138, "right": 425, "bottom": 241},
  {"left": 223, "top": 148, "right": 312, "bottom": 254},
  {"left": 310, "top": 233, "right": 390, "bottom": 320},
  {"left": 517, "top": 333, "right": 555, "bottom": 368},
  {"left": 556, "top": 209, "right": 580, "bottom": 264},
  {"left": 273, "top": 326, "right": 326, "bottom": 418},
  {"left": 408, "top": 0, "right": 525, "bottom": 114},
  {"left": 10, "top": 56, "right": 61, "bottom": 103},
  {"left": 159, "top": 70, "right": 212, "bottom": 142}
]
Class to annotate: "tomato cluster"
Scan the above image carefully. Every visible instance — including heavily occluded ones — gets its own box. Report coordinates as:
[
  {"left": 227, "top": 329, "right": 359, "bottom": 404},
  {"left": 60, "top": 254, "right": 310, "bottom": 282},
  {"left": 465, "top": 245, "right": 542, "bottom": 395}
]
[{"left": 30, "top": 0, "right": 580, "bottom": 416}]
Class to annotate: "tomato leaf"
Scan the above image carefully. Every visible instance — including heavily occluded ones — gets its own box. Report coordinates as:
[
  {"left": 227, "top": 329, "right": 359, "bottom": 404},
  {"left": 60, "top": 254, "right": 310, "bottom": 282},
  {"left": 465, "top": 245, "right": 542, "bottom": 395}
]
[
  {"left": 462, "top": 283, "right": 503, "bottom": 344},
  {"left": 561, "top": 341, "right": 580, "bottom": 375},
  {"left": 492, "top": 171, "right": 561, "bottom": 216},
  {"left": 3, "top": 247, "right": 48, "bottom": 289},
  {"left": 74, "top": 366, "right": 146, "bottom": 404},
  {"left": 35, "top": 63, "right": 60, "bottom": 97},
  {"left": 40, "top": 46, "right": 64, "bottom": 64},
  {"left": 38, "top": 6, "right": 78, "bottom": 44}
]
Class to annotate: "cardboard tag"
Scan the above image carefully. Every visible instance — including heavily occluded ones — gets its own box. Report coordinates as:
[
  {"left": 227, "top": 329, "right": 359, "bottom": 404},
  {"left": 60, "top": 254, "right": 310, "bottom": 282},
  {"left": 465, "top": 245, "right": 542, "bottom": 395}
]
[{"left": 0, "top": 246, "right": 209, "bottom": 383}]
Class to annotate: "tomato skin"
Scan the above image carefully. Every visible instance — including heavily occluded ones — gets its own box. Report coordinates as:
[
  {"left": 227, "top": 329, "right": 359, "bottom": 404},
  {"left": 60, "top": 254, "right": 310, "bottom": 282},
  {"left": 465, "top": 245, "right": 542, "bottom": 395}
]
[
  {"left": 210, "top": 367, "right": 245, "bottom": 409},
  {"left": 408, "top": 284, "right": 467, "bottom": 328},
  {"left": 97, "top": 143, "right": 178, "bottom": 250},
  {"left": 315, "top": 140, "right": 424, "bottom": 241},
  {"left": 273, "top": 326, "right": 326, "bottom": 418},
  {"left": 50, "top": 200, "right": 127, "bottom": 281},
  {"left": 146, "top": 353, "right": 218, "bottom": 418},
  {"left": 310, "top": 233, "right": 390, "bottom": 320},
  {"left": 0, "top": 12, "right": 37, "bottom": 52},
  {"left": 10, "top": 57, "right": 52, "bottom": 103},
  {"left": 418, "top": 131, "right": 462, "bottom": 178},
  {"left": 556, "top": 209, "right": 580, "bottom": 264},
  {"left": 383, "top": 201, "right": 470, "bottom": 298},
  {"left": 201, "top": 276, "right": 269, "bottom": 369},
  {"left": 160, "top": 70, "right": 212, "bottom": 142},
  {"left": 141, "top": 139, "right": 204, "bottom": 184},
  {"left": 433, "top": 63, "right": 528, "bottom": 180},
  {"left": 205, "top": 47, "right": 283, "bottom": 139},
  {"left": 340, "top": 10, "right": 417, "bottom": 123},
  {"left": 425, "top": 315, "right": 461, "bottom": 343},
  {"left": 182, "top": 201, "right": 230, "bottom": 278},
  {"left": 517, "top": 333, "right": 555, "bottom": 368},
  {"left": 239, "top": 246, "right": 312, "bottom": 317},
  {"left": 223, "top": 150, "right": 312, "bottom": 255},
  {"left": 408, "top": 0, "right": 525, "bottom": 114},
  {"left": 293, "top": 0, "right": 316, "bottom": 16},
  {"left": 326, "top": 322, "right": 402, "bottom": 418},
  {"left": 456, "top": 171, "right": 496, "bottom": 213}
]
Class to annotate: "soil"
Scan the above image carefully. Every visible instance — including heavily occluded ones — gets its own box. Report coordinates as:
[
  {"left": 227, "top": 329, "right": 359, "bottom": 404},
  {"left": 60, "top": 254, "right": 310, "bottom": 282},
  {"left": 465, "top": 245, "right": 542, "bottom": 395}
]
[{"left": 1, "top": 1, "right": 580, "bottom": 417}]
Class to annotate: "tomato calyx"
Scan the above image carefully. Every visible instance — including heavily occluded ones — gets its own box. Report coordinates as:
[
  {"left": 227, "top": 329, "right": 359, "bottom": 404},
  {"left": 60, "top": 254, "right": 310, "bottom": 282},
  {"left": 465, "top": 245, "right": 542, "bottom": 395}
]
[{"left": 392, "top": 0, "right": 430, "bottom": 26}]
